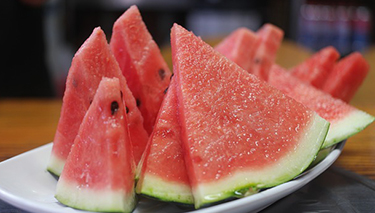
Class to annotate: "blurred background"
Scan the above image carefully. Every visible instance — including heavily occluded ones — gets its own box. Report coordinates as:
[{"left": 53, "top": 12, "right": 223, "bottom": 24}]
[{"left": 0, "top": 0, "right": 373, "bottom": 98}]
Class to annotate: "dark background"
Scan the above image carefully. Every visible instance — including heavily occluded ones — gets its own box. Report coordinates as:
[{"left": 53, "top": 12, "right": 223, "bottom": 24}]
[{"left": 1, "top": 0, "right": 373, "bottom": 98}]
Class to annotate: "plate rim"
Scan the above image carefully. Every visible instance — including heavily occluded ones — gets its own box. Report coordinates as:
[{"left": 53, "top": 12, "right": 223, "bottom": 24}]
[{"left": 0, "top": 143, "right": 62, "bottom": 213}]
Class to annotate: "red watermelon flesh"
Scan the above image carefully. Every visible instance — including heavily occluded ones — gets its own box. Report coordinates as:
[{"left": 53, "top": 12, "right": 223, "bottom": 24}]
[
  {"left": 252, "top": 23, "right": 284, "bottom": 81},
  {"left": 214, "top": 26, "right": 373, "bottom": 148},
  {"left": 268, "top": 65, "right": 374, "bottom": 148},
  {"left": 215, "top": 24, "right": 283, "bottom": 81},
  {"left": 136, "top": 77, "right": 193, "bottom": 204},
  {"left": 110, "top": 5, "right": 172, "bottom": 134},
  {"left": 290, "top": 46, "right": 340, "bottom": 88},
  {"left": 214, "top": 28, "right": 258, "bottom": 71},
  {"left": 171, "top": 24, "right": 329, "bottom": 208},
  {"left": 322, "top": 52, "right": 370, "bottom": 103},
  {"left": 55, "top": 77, "right": 135, "bottom": 212},
  {"left": 48, "top": 27, "right": 148, "bottom": 176}
]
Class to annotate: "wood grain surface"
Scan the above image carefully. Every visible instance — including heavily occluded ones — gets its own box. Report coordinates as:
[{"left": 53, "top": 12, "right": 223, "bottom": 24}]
[{"left": 0, "top": 41, "right": 374, "bottom": 180}]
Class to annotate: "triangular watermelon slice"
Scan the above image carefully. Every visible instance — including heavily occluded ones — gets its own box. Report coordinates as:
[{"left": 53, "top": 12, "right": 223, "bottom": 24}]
[
  {"left": 110, "top": 5, "right": 172, "bottom": 134},
  {"left": 290, "top": 46, "right": 340, "bottom": 88},
  {"left": 48, "top": 27, "right": 148, "bottom": 176},
  {"left": 136, "top": 77, "right": 193, "bottom": 204},
  {"left": 214, "top": 28, "right": 257, "bottom": 71},
  {"left": 171, "top": 24, "right": 329, "bottom": 208},
  {"left": 322, "top": 52, "right": 370, "bottom": 103},
  {"left": 55, "top": 77, "right": 136, "bottom": 212},
  {"left": 268, "top": 65, "right": 374, "bottom": 148},
  {"left": 252, "top": 23, "right": 284, "bottom": 81},
  {"left": 215, "top": 24, "right": 283, "bottom": 81}
]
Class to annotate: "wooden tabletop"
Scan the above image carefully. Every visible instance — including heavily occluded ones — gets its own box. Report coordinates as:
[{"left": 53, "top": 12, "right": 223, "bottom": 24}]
[{"left": 0, "top": 41, "right": 374, "bottom": 180}]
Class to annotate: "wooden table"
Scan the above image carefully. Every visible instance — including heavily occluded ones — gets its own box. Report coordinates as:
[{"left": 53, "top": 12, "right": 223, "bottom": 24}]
[{"left": 0, "top": 41, "right": 375, "bottom": 181}]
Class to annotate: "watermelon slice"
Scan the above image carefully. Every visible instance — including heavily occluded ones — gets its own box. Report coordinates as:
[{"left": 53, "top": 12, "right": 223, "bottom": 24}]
[
  {"left": 290, "top": 46, "right": 340, "bottom": 88},
  {"left": 55, "top": 77, "right": 136, "bottom": 212},
  {"left": 215, "top": 24, "right": 283, "bottom": 81},
  {"left": 268, "top": 65, "right": 374, "bottom": 148},
  {"left": 171, "top": 24, "right": 329, "bottom": 208},
  {"left": 136, "top": 77, "right": 193, "bottom": 204},
  {"left": 322, "top": 52, "right": 370, "bottom": 102},
  {"left": 252, "top": 24, "right": 284, "bottom": 81},
  {"left": 214, "top": 28, "right": 258, "bottom": 72},
  {"left": 110, "top": 5, "right": 172, "bottom": 134},
  {"left": 48, "top": 27, "right": 148, "bottom": 176},
  {"left": 215, "top": 26, "right": 373, "bottom": 148}
]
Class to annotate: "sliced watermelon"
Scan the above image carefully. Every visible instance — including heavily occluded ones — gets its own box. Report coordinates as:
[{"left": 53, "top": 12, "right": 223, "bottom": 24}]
[
  {"left": 322, "top": 52, "right": 370, "bottom": 102},
  {"left": 110, "top": 5, "right": 172, "bottom": 134},
  {"left": 136, "top": 77, "right": 193, "bottom": 204},
  {"left": 55, "top": 77, "right": 136, "bottom": 212},
  {"left": 48, "top": 27, "right": 148, "bottom": 176},
  {"left": 214, "top": 26, "right": 373, "bottom": 148},
  {"left": 171, "top": 24, "right": 329, "bottom": 208},
  {"left": 214, "top": 28, "right": 258, "bottom": 71},
  {"left": 252, "top": 24, "right": 284, "bottom": 81},
  {"left": 215, "top": 24, "right": 283, "bottom": 81},
  {"left": 290, "top": 46, "right": 340, "bottom": 88},
  {"left": 268, "top": 65, "right": 374, "bottom": 148}
]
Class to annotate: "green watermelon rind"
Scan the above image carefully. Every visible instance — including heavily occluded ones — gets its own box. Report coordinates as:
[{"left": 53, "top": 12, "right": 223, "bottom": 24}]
[
  {"left": 193, "top": 113, "right": 329, "bottom": 208},
  {"left": 46, "top": 153, "right": 64, "bottom": 176},
  {"left": 323, "top": 109, "right": 374, "bottom": 149},
  {"left": 308, "top": 145, "right": 335, "bottom": 168},
  {"left": 55, "top": 178, "right": 136, "bottom": 213},
  {"left": 136, "top": 173, "right": 194, "bottom": 204}
]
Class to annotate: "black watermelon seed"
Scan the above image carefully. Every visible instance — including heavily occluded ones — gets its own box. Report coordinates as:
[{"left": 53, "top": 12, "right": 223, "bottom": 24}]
[
  {"left": 136, "top": 98, "right": 141, "bottom": 107},
  {"left": 111, "top": 101, "right": 119, "bottom": 115},
  {"left": 158, "top": 69, "right": 166, "bottom": 80},
  {"left": 89, "top": 100, "right": 93, "bottom": 105},
  {"left": 126, "top": 106, "right": 129, "bottom": 114},
  {"left": 170, "top": 73, "right": 174, "bottom": 80},
  {"left": 120, "top": 91, "right": 123, "bottom": 99},
  {"left": 164, "top": 87, "right": 168, "bottom": 94}
]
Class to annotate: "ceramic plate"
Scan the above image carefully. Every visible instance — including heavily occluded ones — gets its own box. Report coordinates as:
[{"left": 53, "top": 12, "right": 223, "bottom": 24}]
[{"left": 0, "top": 142, "right": 345, "bottom": 213}]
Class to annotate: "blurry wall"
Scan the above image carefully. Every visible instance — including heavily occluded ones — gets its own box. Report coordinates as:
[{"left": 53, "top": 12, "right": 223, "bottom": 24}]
[
  {"left": 293, "top": 0, "right": 372, "bottom": 56},
  {"left": 0, "top": 0, "right": 55, "bottom": 98}
]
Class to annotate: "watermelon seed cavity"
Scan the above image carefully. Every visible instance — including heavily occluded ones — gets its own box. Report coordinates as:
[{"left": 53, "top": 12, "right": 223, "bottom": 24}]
[
  {"left": 111, "top": 101, "right": 119, "bottom": 115},
  {"left": 136, "top": 99, "right": 141, "bottom": 107},
  {"left": 72, "top": 78, "right": 78, "bottom": 88},
  {"left": 158, "top": 69, "right": 166, "bottom": 80}
]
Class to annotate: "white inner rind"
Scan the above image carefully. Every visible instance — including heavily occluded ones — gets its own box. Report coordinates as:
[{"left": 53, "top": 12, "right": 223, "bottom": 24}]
[
  {"left": 138, "top": 173, "right": 194, "bottom": 204},
  {"left": 47, "top": 154, "right": 65, "bottom": 176},
  {"left": 55, "top": 178, "right": 135, "bottom": 213},
  {"left": 193, "top": 113, "right": 329, "bottom": 208},
  {"left": 324, "top": 110, "right": 374, "bottom": 148}
]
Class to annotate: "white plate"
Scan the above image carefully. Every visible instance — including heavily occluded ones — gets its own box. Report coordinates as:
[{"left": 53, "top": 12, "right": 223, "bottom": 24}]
[{"left": 0, "top": 142, "right": 345, "bottom": 213}]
